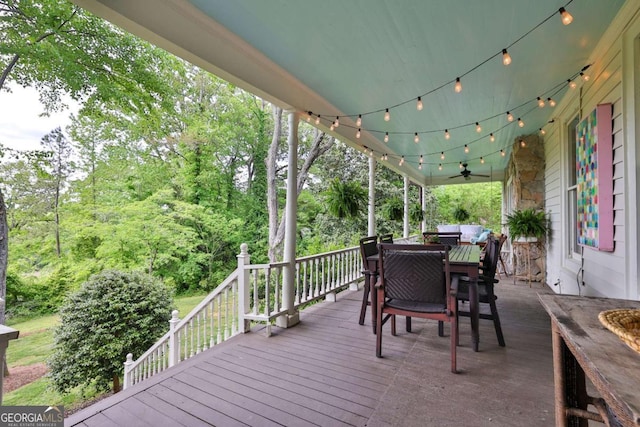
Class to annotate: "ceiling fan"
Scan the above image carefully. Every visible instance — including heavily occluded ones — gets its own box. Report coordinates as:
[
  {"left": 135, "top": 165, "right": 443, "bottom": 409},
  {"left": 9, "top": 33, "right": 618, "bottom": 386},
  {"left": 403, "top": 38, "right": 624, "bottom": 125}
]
[{"left": 449, "top": 163, "right": 490, "bottom": 181}]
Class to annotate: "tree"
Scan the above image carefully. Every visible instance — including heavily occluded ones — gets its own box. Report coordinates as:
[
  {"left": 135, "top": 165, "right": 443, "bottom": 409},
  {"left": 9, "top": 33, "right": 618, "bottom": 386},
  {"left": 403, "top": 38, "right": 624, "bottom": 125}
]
[{"left": 48, "top": 270, "right": 173, "bottom": 394}]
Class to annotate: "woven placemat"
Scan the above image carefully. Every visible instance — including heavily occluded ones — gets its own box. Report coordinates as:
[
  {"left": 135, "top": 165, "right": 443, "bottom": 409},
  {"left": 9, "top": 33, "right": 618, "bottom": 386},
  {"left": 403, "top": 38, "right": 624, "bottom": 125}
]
[{"left": 598, "top": 309, "right": 640, "bottom": 354}]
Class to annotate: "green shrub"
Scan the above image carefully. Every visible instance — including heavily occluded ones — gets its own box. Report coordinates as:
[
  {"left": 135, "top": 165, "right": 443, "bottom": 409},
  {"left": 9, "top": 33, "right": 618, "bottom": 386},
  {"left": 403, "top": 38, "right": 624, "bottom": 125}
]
[{"left": 48, "top": 270, "right": 174, "bottom": 394}]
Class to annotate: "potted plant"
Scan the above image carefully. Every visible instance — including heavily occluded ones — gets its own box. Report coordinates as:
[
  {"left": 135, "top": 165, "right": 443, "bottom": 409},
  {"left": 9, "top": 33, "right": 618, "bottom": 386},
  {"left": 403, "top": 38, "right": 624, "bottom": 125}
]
[
  {"left": 424, "top": 234, "right": 440, "bottom": 244},
  {"left": 506, "top": 208, "right": 548, "bottom": 242}
]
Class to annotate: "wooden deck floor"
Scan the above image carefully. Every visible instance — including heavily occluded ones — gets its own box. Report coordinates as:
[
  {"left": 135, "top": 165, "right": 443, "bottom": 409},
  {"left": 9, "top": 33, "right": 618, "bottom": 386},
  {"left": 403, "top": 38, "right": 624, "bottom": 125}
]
[{"left": 67, "top": 280, "right": 556, "bottom": 427}]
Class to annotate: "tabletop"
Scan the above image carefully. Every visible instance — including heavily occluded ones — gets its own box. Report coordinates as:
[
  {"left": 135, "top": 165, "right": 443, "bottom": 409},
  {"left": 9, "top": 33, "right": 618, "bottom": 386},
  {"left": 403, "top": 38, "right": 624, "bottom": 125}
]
[{"left": 538, "top": 294, "right": 640, "bottom": 426}]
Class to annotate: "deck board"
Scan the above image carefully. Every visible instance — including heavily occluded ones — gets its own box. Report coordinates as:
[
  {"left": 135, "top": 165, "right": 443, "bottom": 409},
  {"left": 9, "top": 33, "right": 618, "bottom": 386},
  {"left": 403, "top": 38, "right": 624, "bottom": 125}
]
[{"left": 66, "top": 280, "right": 556, "bottom": 427}]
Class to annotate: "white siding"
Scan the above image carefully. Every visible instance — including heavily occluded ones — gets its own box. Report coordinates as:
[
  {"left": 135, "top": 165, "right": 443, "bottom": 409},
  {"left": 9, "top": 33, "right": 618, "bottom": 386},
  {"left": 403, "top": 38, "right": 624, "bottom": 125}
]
[{"left": 544, "top": 2, "right": 640, "bottom": 299}]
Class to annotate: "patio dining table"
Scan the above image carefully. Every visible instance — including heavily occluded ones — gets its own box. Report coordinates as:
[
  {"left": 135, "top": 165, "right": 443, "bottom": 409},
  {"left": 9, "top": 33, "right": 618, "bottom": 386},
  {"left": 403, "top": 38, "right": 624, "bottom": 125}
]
[{"left": 367, "top": 244, "right": 482, "bottom": 351}]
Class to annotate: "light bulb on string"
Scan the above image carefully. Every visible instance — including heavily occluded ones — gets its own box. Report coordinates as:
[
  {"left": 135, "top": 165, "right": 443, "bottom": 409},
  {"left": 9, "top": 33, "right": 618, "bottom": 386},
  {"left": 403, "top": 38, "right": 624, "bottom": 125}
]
[
  {"left": 502, "top": 49, "right": 512, "bottom": 66},
  {"left": 537, "top": 97, "right": 545, "bottom": 108},
  {"left": 306, "top": 111, "right": 312, "bottom": 122},
  {"left": 539, "top": 128, "right": 546, "bottom": 136},
  {"left": 384, "top": 132, "right": 389, "bottom": 143},
  {"left": 500, "top": 149, "right": 506, "bottom": 157},
  {"left": 438, "top": 164, "right": 443, "bottom": 171},
  {"left": 334, "top": 117, "right": 339, "bottom": 128},
  {"left": 454, "top": 77, "right": 462, "bottom": 93},
  {"left": 356, "top": 114, "right": 362, "bottom": 127},
  {"left": 507, "top": 112, "right": 514, "bottom": 122},
  {"left": 399, "top": 156, "right": 404, "bottom": 166},
  {"left": 518, "top": 118, "right": 525, "bottom": 128},
  {"left": 440, "top": 152, "right": 445, "bottom": 160},
  {"left": 480, "top": 157, "right": 485, "bottom": 164},
  {"left": 475, "top": 122, "right": 482, "bottom": 133},
  {"left": 459, "top": 162, "right": 463, "bottom": 169},
  {"left": 315, "top": 115, "right": 320, "bottom": 125},
  {"left": 464, "top": 145, "right": 469, "bottom": 154},
  {"left": 559, "top": 7, "right": 573, "bottom": 25},
  {"left": 330, "top": 123, "right": 335, "bottom": 131},
  {"left": 445, "top": 129, "right": 450, "bottom": 140},
  {"left": 356, "top": 128, "right": 361, "bottom": 139},
  {"left": 414, "top": 133, "right": 420, "bottom": 143},
  {"left": 568, "top": 79, "right": 577, "bottom": 89},
  {"left": 520, "top": 139, "right": 526, "bottom": 147},
  {"left": 384, "top": 109, "right": 390, "bottom": 122},
  {"left": 548, "top": 97, "right": 556, "bottom": 107},
  {"left": 418, "top": 163, "right": 422, "bottom": 170},
  {"left": 419, "top": 155, "right": 424, "bottom": 164},
  {"left": 490, "top": 133, "right": 495, "bottom": 142},
  {"left": 369, "top": 150, "right": 374, "bottom": 157},
  {"left": 416, "top": 97, "right": 423, "bottom": 111},
  {"left": 580, "top": 72, "right": 590, "bottom": 82}
]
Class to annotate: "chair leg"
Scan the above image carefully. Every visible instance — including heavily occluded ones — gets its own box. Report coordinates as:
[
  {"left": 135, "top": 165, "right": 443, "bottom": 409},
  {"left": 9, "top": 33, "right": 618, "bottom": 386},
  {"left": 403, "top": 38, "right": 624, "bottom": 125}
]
[
  {"left": 499, "top": 254, "right": 509, "bottom": 277},
  {"left": 376, "top": 296, "right": 383, "bottom": 358},
  {"left": 406, "top": 316, "right": 411, "bottom": 332},
  {"left": 358, "top": 275, "right": 370, "bottom": 325},
  {"left": 450, "top": 317, "right": 458, "bottom": 373},
  {"left": 489, "top": 299, "right": 506, "bottom": 347},
  {"left": 391, "top": 315, "right": 397, "bottom": 336},
  {"left": 438, "top": 321, "right": 444, "bottom": 337}
]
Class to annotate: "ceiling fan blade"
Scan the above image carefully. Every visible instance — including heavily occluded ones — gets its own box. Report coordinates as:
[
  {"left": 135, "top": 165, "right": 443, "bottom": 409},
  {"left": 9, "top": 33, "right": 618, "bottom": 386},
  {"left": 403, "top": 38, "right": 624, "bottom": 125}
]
[
  {"left": 473, "top": 174, "right": 491, "bottom": 178},
  {"left": 448, "top": 174, "right": 463, "bottom": 179}
]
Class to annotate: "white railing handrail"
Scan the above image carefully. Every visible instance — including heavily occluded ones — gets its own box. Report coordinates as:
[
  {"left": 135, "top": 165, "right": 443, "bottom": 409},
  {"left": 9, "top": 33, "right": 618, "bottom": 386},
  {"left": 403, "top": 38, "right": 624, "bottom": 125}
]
[{"left": 124, "top": 236, "right": 421, "bottom": 389}]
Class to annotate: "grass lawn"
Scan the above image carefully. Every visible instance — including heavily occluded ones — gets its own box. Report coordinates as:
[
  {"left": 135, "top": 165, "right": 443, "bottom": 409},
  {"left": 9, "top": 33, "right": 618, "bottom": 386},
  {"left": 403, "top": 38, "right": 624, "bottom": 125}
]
[{"left": 3, "top": 293, "right": 207, "bottom": 408}]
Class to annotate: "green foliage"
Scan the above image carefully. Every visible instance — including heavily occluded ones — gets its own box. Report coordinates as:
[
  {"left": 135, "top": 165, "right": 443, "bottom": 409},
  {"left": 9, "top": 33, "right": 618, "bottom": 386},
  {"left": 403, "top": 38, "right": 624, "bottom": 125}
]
[
  {"left": 324, "top": 178, "right": 367, "bottom": 219},
  {"left": 409, "top": 203, "right": 424, "bottom": 222},
  {"left": 48, "top": 270, "right": 174, "bottom": 394},
  {"left": 382, "top": 197, "right": 403, "bottom": 221},
  {"left": 506, "top": 209, "right": 549, "bottom": 240}
]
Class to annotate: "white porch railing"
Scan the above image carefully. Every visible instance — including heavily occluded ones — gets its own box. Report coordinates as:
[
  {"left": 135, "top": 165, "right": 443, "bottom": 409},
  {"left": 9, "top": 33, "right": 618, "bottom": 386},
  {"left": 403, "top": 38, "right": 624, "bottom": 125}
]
[{"left": 123, "top": 236, "right": 418, "bottom": 389}]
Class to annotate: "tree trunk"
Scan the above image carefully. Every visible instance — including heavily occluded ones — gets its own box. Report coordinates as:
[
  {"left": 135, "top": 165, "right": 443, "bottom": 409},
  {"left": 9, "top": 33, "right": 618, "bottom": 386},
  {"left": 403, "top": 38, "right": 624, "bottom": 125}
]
[
  {"left": 113, "top": 373, "right": 120, "bottom": 393},
  {"left": 266, "top": 111, "right": 334, "bottom": 262}
]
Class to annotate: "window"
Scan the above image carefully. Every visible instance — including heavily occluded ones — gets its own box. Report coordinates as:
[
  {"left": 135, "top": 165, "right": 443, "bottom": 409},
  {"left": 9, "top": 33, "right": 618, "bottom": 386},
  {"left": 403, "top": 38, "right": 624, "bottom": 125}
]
[{"left": 567, "top": 116, "right": 580, "bottom": 257}]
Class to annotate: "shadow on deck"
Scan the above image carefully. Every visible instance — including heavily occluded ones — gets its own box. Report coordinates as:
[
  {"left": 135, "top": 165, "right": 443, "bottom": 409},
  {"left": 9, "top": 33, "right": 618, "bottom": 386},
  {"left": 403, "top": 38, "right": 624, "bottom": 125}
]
[{"left": 67, "top": 280, "right": 555, "bottom": 427}]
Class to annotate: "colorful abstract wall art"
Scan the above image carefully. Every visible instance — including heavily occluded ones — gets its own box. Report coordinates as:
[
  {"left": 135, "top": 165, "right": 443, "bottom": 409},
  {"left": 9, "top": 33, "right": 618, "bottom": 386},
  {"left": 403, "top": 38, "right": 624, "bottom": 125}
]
[{"left": 576, "top": 103, "right": 613, "bottom": 251}]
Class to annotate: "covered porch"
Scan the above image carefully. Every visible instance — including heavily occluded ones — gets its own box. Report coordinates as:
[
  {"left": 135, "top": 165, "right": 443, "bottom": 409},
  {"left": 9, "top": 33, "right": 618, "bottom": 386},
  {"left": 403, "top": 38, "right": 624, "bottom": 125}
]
[{"left": 67, "top": 280, "right": 555, "bottom": 426}]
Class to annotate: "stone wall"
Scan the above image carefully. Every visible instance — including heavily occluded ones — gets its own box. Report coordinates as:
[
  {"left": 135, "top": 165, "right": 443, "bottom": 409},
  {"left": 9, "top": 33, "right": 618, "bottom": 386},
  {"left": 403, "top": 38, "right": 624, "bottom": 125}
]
[{"left": 506, "top": 134, "right": 546, "bottom": 282}]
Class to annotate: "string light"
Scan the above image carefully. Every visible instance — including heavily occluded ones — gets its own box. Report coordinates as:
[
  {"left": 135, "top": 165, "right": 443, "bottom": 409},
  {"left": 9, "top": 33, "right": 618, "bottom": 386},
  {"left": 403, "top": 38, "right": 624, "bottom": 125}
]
[
  {"left": 489, "top": 133, "right": 495, "bottom": 142},
  {"left": 445, "top": 129, "right": 450, "bottom": 140},
  {"left": 580, "top": 72, "right": 590, "bottom": 82},
  {"left": 356, "top": 128, "right": 361, "bottom": 139},
  {"left": 356, "top": 114, "right": 362, "bottom": 127},
  {"left": 464, "top": 145, "right": 469, "bottom": 154},
  {"left": 459, "top": 162, "right": 463, "bottom": 169},
  {"left": 454, "top": 77, "right": 462, "bottom": 93},
  {"left": 559, "top": 7, "right": 573, "bottom": 25},
  {"left": 414, "top": 133, "right": 420, "bottom": 143},
  {"left": 384, "top": 132, "right": 389, "bottom": 143},
  {"left": 518, "top": 118, "right": 525, "bottom": 128},
  {"left": 438, "top": 164, "right": 443, "bottom": 171},
  {"left": 537, "top": 97, "right": 545, "bottom": 108},
  {"left": 307, "top": 111, "right": 312, "bottom": 122},
  {"left": 384, "top": 108, "right": 390, "bottom": 122},
  {"left": 568, "top": 79, "right": 577, "bottom": 89},
  {"left": 440, "top": 152, "right": 445, "bottom": 160},
  {"left": 539, "top": 128, "right": 546, "bottom": 135},
  {"left": 500, "top": 149, "right": 506, "bottom": 157},
  {"left": 507, "top": 112, "right": 514, "bottom": 122},
  {"left": 419, "top": 154, "right": 424, "bottom": 164},
  {"left": 315, "top": 115, "right": 320, "bottom": 125},
  {"left": 548, "top": 97, "right": 556, "bottom": 107},
  {"left": 480, "top": 157, "right": 485, "bottom": 164},
  {"left": 520, "top": 139, "right": 526, "bottom": 147},
  {"left": 416, "top": 97, "right": 423, "bottom": 111},
  {"left": 399, "top": 156, "right": 405, "bottom": 166},
  {"left": 502, "top": 49, "right": 512, "bottom": 66},
  {"left": 330, "top": 123, "right": 335, "bottom": 131},
  {"left": 475, "top": 122, "right": 482, "bottom": 133},
  {"left": 418, "top": 163, "right": 422, "bottom": 170},
  {"left": 334, "top": 116, "right": 340, "bottom": 128}
]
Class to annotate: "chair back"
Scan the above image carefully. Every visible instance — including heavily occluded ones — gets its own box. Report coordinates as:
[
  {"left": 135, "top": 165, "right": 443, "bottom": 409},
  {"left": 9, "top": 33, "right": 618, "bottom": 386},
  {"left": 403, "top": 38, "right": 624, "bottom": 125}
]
[
  {"left": 481, "top": 236, "right": 500, "bottom": 282},
  {"left": 379, "top": 244, "right": 451, "bottom": 305},
  {"left": 379, "top": 233, "right": 393, "bottom": 244},
  {"left": 359, "top": 235, "right": 379, "bottom": 271},
  {"left": 437, "top": 232, "right": 461, "bottom": 246}
]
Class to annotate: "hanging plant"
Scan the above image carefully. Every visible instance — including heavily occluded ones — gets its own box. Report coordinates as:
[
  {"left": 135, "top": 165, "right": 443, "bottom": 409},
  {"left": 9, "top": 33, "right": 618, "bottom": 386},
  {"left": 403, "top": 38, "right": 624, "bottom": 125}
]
[
  {"left": 324, "top": 178, "right": 367, "bottom": 219},
  {"left": 410, "top": 203, "right": 424, "bottom": 222},
  {"left": 452, "top": 206, "right": 470, "bottom": 223},
  {"left": 382, "top": 198, "right": 404, "bottom": 221}
]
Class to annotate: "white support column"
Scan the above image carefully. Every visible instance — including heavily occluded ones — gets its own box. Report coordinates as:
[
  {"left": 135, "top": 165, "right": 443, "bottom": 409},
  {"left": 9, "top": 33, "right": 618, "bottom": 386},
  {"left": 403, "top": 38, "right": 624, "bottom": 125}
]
[
  {"left": 421, "top": 185, "right": 427, "bottom": 232},
  {"left": 368, "top": 156, "right": 376, "bottom": 236},
  {"left": 168, "top": 310, "right": 180, "bottom": 367},
  {"left": 236, "top": 243, "right": 251, "bottom": 333},
  {"left": 0, "top": 324, "right": 18, "bottom": 403},
  {"left": 403, "top": 176, "right": 410, "bottom": 238},
  {"left": 277, "top": 111, "right": 300, "bottom": 328}
]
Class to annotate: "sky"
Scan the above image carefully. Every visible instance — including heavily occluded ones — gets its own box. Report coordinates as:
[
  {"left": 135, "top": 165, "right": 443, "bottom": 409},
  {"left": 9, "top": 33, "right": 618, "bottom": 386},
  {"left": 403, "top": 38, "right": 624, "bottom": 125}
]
[{"left": 0, "top": 85, "right": 74, "bottom": 151}]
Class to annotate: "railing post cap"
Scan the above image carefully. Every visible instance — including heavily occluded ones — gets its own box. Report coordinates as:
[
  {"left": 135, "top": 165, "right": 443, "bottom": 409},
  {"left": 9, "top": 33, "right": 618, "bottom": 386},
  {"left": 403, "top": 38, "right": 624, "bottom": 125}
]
[
  {"left": 126, "top": 353, "right": 133, "bottom": 363},
  {"left": 171, "top": 310, "right": 179, "bottom": 320},
  {"left": 240, "top": 243, "right": 248, "bottom": 254}
]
